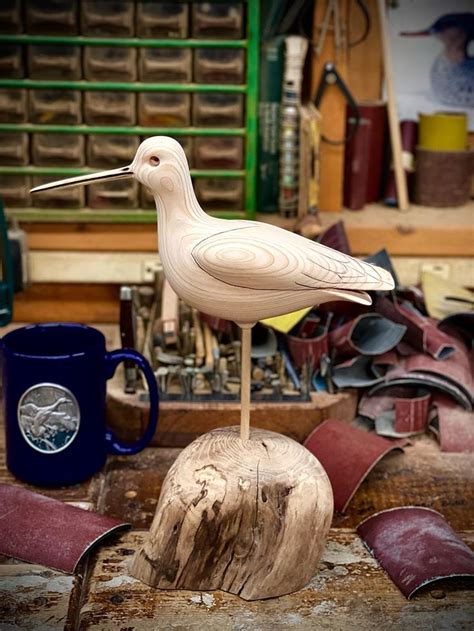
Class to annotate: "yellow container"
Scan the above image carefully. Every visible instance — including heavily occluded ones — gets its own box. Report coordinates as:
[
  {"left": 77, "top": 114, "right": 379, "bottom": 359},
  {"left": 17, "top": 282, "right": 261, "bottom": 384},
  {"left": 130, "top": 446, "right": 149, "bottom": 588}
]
[{"left": 418, "top": 112, "right": 468, "bottom": 151}]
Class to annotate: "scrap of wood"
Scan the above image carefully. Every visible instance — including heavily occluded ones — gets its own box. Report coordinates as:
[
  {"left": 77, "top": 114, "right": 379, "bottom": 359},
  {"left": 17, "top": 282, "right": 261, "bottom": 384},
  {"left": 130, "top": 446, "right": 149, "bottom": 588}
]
[
  {"left": 160, "top": 278, "right": 179, "bottom": 345},
  {"left": 310, "top": 0, "right": 349, "bottom": 212},
  {"left": 377, "top": 0, "right": 409, "bottom": 211},
  {"left": 347, "top": 0, "right": 383, "bottom": 101},
  {"left": 106, "top": 374, "right": 358, "bottom": 448},
  {"left": 298, "top": 103, "right": 322, "bottom": 218},
  {"left": 192, "top": 308, "right": 205, "bottom": 367}
]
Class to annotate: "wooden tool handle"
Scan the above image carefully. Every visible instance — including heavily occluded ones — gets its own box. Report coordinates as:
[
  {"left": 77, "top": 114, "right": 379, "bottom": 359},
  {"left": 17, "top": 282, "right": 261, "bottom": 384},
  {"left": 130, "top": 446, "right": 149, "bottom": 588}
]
[{"left": 377, "top": 0, "right": 409, "bottom": 212}]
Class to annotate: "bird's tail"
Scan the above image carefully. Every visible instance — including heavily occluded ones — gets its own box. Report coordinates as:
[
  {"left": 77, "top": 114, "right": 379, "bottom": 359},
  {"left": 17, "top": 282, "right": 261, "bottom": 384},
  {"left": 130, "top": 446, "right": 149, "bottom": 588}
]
[
  {"left": 351, "top": 259, "right": 395, "bottom": 292},
  {"left": 320, "top": 259, "right": 394, "bottom": 307}
]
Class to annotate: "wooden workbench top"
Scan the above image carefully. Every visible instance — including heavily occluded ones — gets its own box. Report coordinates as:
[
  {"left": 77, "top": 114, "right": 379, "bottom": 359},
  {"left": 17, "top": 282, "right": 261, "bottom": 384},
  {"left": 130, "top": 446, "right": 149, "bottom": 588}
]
[{"left": 1, "top": 421, "right": 473, "bottom": 629}]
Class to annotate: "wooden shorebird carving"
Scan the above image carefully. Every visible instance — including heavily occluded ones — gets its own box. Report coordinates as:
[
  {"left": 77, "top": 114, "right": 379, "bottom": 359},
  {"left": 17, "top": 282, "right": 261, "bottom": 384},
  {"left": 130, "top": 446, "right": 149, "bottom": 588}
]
[
  {"left": 32, "top": 136, "right": 394, "bottom": 600},
  {"left": 32, "top": 136, "right": 393, "bottom": 441}
]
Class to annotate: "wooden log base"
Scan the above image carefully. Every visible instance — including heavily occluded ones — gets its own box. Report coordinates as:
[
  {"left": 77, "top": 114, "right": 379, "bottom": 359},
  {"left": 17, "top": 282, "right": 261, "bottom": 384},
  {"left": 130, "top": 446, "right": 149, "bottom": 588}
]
[{"left": 129, "top": 426, "right": 334, "bottom": 600}]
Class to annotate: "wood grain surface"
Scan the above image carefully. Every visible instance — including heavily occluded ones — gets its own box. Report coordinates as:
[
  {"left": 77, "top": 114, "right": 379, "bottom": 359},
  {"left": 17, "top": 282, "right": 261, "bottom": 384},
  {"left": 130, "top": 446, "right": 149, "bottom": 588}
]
[
  {"left": 106, "top": 384, "right": 359, "bottom": 448},
  {"left": 0, "top": 416, "right": 473, "bottom": 628},
  {"left": 129, "top": 427, "right": 333, "bottom": 600}
]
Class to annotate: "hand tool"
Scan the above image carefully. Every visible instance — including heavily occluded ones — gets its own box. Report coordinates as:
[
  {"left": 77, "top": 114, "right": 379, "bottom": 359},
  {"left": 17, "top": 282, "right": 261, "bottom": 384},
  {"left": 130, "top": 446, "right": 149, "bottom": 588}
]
[
  {"left": 119, "top": 285, "right": 138, "bottom": 394},
  {"left": 314, "top": 62, "right": 360, "bottom": 144},
  {"left": 0, "top": 201, "right": 14, "bottom": 326},
  {"left": 161, "top": 277, "right": 179, "bottom": 346}
]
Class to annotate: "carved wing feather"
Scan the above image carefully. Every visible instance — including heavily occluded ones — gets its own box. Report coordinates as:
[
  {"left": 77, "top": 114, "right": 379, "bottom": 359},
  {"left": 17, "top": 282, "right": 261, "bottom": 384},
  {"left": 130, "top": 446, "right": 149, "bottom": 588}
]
[{"left": 192, "top": 223, "right": 393, "bottom": 292}]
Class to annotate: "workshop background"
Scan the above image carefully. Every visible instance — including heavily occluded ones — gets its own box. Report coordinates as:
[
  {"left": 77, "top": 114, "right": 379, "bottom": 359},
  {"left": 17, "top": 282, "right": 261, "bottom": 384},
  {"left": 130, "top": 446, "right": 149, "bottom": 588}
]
[
  {"left": 0, "top": 0, "right": 471, "bottom": 323},
  {"left": 0, "top": 1, "right": 473, "bottom": 628}
]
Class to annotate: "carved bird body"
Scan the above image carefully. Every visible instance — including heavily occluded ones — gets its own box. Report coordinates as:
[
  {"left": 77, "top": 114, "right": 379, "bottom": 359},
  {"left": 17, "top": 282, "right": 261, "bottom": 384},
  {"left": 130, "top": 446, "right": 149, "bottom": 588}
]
[
  {"left": 32, "top": 137, "right": 393, "bottom": 325},
  {"left": 31, "top": 136, "right": 394, "bottom": 439}
]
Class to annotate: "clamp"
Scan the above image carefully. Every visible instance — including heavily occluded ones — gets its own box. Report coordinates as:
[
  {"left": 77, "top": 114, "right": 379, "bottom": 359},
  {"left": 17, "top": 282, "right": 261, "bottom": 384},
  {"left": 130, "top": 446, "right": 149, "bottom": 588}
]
[{"left": 314, "top": 62, "right": 360, "bottom": 145}]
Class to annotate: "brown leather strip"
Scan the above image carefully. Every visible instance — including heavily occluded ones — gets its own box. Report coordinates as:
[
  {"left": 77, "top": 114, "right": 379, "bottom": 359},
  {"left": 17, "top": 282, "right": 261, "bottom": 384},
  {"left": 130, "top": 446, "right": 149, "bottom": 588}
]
[
  {"left": 375, "top": 296, "right": 456, "bottom": 359},
  {"left": 0, "top": 484, "right": 130, "bottom": 573},
  {"left": 357, "top": 507, "right": 474, "bottom": 598},
  {"left": 329, "top": 313, "right": 406, "bottom": 358},
  {"left": 287, "top": 328, "right": 328, "bottom": 371}
]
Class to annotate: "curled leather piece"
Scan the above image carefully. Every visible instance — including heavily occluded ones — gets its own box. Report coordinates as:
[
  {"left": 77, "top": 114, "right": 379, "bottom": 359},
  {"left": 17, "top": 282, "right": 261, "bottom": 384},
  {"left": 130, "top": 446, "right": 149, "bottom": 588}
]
[
  {"left": 317, "top": 220, "right": 351, "bottom": 254},
  {"left": 394, "top": 391, "right": 431, "bottom": 434},
  {"left": 199, "top": 311, "right": 235, "bottom": 336},
  {"left": 370, "top": 342, "right": 473, "bottom": 411},
  {"left": 359, "top": 387, "right": 431, "bottom": 437},
  {"left": 287, "top": 325, "right": 328, "bottom": 371},
  {"left": 375, "top": 296, "right": 456, "bottom": 359},
  {"left": 357, "top": 507, "right": 474, "bottom": 598},
  {"left": 304, "top": 419, "right": 407, "bottom": 513},
  {"left": 438, "top": 311, "right": 474, "bottom": 346},
  {"left": 332, "top": 355, "right": 390, "bottom": 389},
  {"left": 430, "top": 394, "right": 474, "bottom": 453},
  {"left": 329, "top": 313, "right": 406, "bottom": 358},
  {"left": 0, "top": 484, "right": 130, "bottom": 573}
]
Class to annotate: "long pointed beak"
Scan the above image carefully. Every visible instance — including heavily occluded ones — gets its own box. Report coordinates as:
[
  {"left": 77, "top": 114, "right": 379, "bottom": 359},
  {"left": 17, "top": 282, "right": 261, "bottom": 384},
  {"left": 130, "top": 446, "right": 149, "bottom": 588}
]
[{"left": 30, "top": 165, "right": 133, "bottom": 194}]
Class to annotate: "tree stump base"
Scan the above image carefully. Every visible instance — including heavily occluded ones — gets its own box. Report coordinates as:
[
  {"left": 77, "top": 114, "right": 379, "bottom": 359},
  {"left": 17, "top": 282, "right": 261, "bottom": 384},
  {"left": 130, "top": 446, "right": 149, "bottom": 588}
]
[{"left": 129, "top": 426, "right": 334, "bottom": 600}]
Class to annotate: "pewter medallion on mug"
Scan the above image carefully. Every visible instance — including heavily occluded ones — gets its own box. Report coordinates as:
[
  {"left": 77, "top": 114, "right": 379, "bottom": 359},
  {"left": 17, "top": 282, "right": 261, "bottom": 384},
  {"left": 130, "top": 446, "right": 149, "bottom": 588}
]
[{"left": 17, "top": 383, "right": 80, "bottom": 454}]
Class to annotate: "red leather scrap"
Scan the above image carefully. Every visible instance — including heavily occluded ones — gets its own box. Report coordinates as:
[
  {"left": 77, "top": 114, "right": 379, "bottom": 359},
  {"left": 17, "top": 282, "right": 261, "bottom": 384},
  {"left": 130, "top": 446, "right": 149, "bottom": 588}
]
[
  {"left": 430, "top": 395, "right": 474, "bottom": 453},
  {"left": 287, "top": 326, "right": 328, "bottom": 371},
  {"left": 329, "top": 313, "right": 406, "bottom": 358},
  {"left": 0, "top": 484, "right": 130, "bottom": 573},
  {"left": 357, "top": 507, "right": 474, "bottom": 598},
  {"left": 317, "top": 220, "right": 351, "bottom": 255},
  {"left": 394, "top": 391, "right": 431, "bottom": 434},
  {"left": 375, "top": 296, "right": 456, "bottom": 359},
  {"left": 304, "top": 419, "right": 407, "bottom": 513},
  {"left": 359, "top": 387, "right": 431, "bottom": 437}
]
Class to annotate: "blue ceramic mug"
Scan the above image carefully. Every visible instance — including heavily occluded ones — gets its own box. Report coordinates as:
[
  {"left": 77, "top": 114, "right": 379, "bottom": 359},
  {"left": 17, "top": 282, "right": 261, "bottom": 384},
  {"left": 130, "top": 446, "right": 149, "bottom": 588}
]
[{"left": 1, "top": 323, "right": 159, "bottom": 486}]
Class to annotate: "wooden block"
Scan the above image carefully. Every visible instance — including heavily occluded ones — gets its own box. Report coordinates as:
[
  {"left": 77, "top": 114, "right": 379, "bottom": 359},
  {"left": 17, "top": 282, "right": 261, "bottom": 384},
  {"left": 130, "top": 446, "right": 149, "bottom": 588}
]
[
  {"left": 310, "top": 0, "right": 349, "bottom": 212},
  {"left": 347, "top": 0, "right": 382, "bottom": 101},
  {"left": 106, "top": 380, "right": 358, "bottom": 448},
  {"left": 13, "top": 283, "right": 119, "bottom": 323},
  {"left": 161, "top": 278, "right": 179, "bottom": 345}
]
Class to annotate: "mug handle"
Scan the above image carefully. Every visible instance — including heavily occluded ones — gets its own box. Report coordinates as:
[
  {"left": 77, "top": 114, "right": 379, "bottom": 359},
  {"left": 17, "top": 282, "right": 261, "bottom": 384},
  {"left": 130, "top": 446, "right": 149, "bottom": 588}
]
[{"left": 104, "top": 349, "right": 159, "bottom": 455}]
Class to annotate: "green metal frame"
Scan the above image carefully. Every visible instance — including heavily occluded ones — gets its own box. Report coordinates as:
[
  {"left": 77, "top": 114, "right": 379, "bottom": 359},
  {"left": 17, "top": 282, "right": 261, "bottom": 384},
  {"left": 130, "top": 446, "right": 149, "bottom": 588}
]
[
  {"left": 0, "top": 201, "right": 14, "bottom": 325},
  {"left": 1, "top": 1, "right": 260, "bottom": 224}
]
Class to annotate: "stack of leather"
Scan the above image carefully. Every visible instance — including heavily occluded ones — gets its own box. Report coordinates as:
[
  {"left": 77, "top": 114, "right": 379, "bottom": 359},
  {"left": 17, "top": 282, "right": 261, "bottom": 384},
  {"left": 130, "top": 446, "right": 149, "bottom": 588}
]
[{"left": 285, "top": 220, "right": 473, "bottom": 454}]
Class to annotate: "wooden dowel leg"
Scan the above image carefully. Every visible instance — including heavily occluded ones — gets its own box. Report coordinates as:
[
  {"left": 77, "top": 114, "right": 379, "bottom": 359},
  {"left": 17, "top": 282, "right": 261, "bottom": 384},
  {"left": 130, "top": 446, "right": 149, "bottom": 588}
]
[{"left": 240, "top": 325, "right": 252, "bottom": 441}]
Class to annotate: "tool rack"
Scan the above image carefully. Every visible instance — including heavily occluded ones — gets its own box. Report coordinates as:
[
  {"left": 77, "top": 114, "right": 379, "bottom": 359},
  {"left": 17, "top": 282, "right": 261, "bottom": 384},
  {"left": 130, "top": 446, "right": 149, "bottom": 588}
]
[{"left": 0, "top": 1, "right": 259, "bottom": 223}]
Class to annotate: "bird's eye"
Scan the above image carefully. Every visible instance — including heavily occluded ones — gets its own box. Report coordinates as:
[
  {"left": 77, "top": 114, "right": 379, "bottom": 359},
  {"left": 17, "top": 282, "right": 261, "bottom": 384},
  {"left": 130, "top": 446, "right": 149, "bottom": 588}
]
[{"left": 149, "top": 156, "right": 160, "bottom": 167}]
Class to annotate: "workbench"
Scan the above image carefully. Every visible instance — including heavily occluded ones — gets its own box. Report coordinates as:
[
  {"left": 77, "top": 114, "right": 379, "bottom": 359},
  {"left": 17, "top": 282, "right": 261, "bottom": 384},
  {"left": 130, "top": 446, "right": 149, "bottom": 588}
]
[{"left": 1, "top": 328, "right": 473, "bottom": 629}]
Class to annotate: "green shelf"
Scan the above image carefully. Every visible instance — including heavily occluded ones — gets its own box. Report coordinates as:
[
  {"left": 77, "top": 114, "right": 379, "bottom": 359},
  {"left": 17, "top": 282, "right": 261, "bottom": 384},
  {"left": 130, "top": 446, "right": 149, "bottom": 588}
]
[
  {"left": 5, "top": 208, "right": 247, "bottom": 223},
  {"left": 0, "top": 35, "right": 248, "bottom": 48},
  {"left": 0, "top": 166, "right": 245, "bottom": 178},
  {"left": 0, "top": 79, "right": 246, "bottom": 93},
  {"left": 0, "top": 124, "right": 245, "bottom": 136},
  {"left": 0, "top": 0, "right": 260, "bottom": 223}
]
